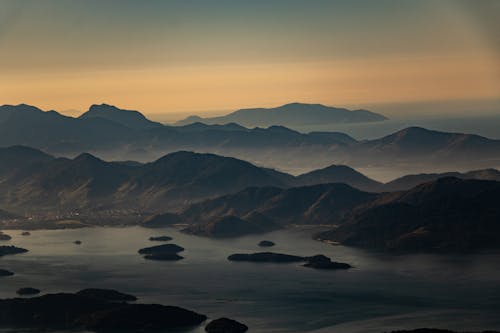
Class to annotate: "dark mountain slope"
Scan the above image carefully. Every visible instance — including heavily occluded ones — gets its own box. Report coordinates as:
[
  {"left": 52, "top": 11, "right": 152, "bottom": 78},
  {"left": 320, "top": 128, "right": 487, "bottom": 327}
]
[
  {"left": 0, "top": 149, "right": 293, "bottom": 213},
  {"left": 317, "top": 178, "right": 500, "bottom": 252},
  {"left": 296, "top": 164, "right": 382, "bottom": 191},
  {"left": 180, "top": 183, "right": 379, "bottom": 237}
]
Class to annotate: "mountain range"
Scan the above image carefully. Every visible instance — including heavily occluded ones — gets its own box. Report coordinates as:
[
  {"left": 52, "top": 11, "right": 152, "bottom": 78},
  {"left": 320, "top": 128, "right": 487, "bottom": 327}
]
[
  {"left": 175, "top": 102, "right": 388, "bottom": 127},
  {"left": 0, "top": 145, "right": 498, "bottom": 216},
  {"left": 1, "top": 103, "right": 498, "bottom": 172},
  {"left": 147, "top": 176, "right": 500, "bottom": 252}
]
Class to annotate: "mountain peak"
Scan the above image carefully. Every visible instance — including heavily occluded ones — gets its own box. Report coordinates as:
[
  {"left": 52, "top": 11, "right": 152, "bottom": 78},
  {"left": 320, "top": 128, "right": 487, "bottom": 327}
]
[
  {"left": 73, "top": 152, "right": 105, "bottom": 164},
  {"left": 80, "top": 104, "right": 162, "bottom": 130}
]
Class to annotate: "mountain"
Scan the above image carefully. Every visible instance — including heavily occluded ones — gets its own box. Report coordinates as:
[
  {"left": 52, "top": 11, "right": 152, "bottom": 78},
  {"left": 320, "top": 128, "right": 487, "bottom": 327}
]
[
  {"left": 0, "top": 148, "right": 293, "bottom": 213},
  {"left": 359, "top": 127, "right": 500, "bottom": 161},
  {"left": 0, "top": 104, "right": 134, "bottom": 153},
  {"left": 179, "top": 183, "right": 378, "bottom": 237},
  {"left": 316, "top": 178, "right": 500, "bottom": 252},
  {"left": 175, "top": 102, "right": 388, "bottom": 127},
  {"left": 1, "top": 104, "right": 499, "bottom": 173},
  {"left": 296, "top": 164, "right": 382, "bottom": 192},
  {"left": 183, "top": 215, "right": 280, "bottom": 238},
  {"left": 79, "top": 104, "right": 163, "bottom": 130},
  {"left": 383, "top": 168, "right": 500, "bottom": 191}
]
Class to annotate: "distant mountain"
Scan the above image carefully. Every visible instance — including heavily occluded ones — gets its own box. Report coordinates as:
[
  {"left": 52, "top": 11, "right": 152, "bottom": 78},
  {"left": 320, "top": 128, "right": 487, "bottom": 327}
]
[
  {"left": 0, "top": 104, "right": 133, "bottom": 153},
  {"left": 79, "top": 104, "right": 163, "bottom": 130},
  {"left": 296, "top": 164, "right": 382, "bottom": 192},
  {"left": 175, "top": 102, "right": 388, "bottom": 127},
  {"left": 383, "top": 168, "right": 500, "bottom": 191},
  {"left": 179, "top": 183, "right": 378, "bottom": 237},
  {"left": 1, "top": 104, "right": 499, "bottom": 172},
  {"left": 359, "top": 127, "right": 500, "bottom": 160},
  {"left": 316, "top": 178, "right": 500, "bottom": 252}
]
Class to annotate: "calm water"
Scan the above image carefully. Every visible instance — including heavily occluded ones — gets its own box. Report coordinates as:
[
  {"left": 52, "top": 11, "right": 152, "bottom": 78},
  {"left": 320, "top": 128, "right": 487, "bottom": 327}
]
[{"left": 1, "top": 227, "right": 500, "bottom": 333}]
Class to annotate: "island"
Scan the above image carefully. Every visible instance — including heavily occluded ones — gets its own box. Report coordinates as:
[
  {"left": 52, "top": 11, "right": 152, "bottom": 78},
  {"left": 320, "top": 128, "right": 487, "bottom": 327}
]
[
  {"left": 228, "top": 252, "right": 351, "bottom": 270},
  {"left": 0, "top": 232, "right": 12, "bottom": 241},
  {"left": 228, "top": 252, "right": 304, "bottom": 263},
  {"left": 17, "top": 287, "right": 41, "bottom": 296},
  {"left": 138, "top": 244, "right": 185, "bottom": 261},
  {"left": 258, "top": 240, "right": 275, "bottom": 247},
  {"left": 0, "top": 245, "right": 28, "bottom": 257},
  {"left": 0, "top": 269, "right": 14, "bottom": 277},
  {"left": 205, "top": 317, "right": 248, "bottom": 333},
  {"left": 21, "top": 231, "right": 31, "bottom": 236},
  {"left": 303, "top": 255, "right": 352, "bottom": 270},
  {"left": 149, "top": 236, "right": 173, "bottom": 242},
  {"left": 0, "top": 289, "right": 207, "bottom": 332},
  {"left": 138, "top": 244, "right": 184, "bottom": 255}
]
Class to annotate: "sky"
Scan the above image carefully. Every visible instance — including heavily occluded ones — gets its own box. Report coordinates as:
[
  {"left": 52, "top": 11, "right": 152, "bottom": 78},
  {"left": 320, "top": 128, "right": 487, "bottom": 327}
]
[{"left": 0, "top": 0, "right": 499, "bottom": 119}]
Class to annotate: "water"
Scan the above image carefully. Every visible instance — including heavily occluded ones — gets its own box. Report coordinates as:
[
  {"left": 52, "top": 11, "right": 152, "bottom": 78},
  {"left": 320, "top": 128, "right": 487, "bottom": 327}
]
[{"left": 1, "top": 227, "right": 500, "bottom": 333}]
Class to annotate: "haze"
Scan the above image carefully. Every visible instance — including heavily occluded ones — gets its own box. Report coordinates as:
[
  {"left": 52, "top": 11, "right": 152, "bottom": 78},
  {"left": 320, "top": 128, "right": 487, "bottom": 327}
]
[{"left": 1, "top": 0, "right": 499, "bottom": 118}]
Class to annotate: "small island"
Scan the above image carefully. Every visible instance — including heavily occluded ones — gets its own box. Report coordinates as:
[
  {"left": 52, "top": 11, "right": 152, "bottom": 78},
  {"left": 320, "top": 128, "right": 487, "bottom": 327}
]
[
  {"left": 138, "top": 244, "right": 184, "bottom": 255},
  {"left": 17, "top": 287, "right": 41, "bottom": 296},
  {"left": 0, "top": 232, "right": 12, "bottom": 241},
  {"left": 258, "top": 240, "right": 275, "bottom": 247},
  {"left": 228, "top": 252, "right": 351, "bottom": 270},
  {"left": 0, "top": 245, "right": 28, "bottom": 257},
  {"left": 303, "top": 255, "right": 352, "bottom": 270},
  {"left": 21, "top": 231, "right": 31, "bottom": 236},
  {"left": 138, "top": 244, "right": 185, "bottom": 261},
  {"left": 149, "top": 236, "right": 173, "bottom": 242},
  {"left": 0, "top": 269, "right": 14, "bottom": 277},
  {"left": 205, "top": 317, "right": 248, "bottom": 333},
  {"left": 228, "top": 252, "right": 304, "bottom": 263}
]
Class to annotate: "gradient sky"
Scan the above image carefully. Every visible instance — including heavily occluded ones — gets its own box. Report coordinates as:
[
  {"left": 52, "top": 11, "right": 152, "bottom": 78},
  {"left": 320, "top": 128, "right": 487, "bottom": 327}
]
[{"left": 1, "top": 0, "right": 499, "bottom": 118}]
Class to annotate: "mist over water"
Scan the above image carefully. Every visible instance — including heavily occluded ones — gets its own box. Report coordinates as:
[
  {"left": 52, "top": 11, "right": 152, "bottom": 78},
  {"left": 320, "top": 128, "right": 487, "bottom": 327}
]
[
  {"left": 1, "top": 227, "right": 500, "bottom": 333},
  {"left": 288, "top": 114, "right": 500, "bottom": 140}
]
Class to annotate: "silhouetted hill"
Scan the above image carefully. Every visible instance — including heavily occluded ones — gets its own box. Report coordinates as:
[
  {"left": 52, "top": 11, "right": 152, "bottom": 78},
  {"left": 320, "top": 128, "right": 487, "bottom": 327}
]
[
  {"left": 0, "top": 104, "right": 133, "bottom": 153},
  {"left": 296, "top": 164, "right": 382, "bottom": 191},
  {"left": 383, "top": 168, "right": 500, "bottom": 191},
  {"left": 175, "top": 102, "right": 387, "bottom": 127},
  {"left": 360, "top": 127, "right": 500, "bottom": 160},
  {"left": 80, "top": 104, "right": 163, "bottom": 130},
  {"left": 317, "top": 178, "right": 500, "bottom": 252},
  {"left": 1, "top": 104, "right": 498, "bottom": 172}
]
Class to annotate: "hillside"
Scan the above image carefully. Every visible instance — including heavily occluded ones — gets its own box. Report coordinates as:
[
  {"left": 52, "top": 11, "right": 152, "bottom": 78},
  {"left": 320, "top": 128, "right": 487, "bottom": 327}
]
[
  {"left": 316, "top": 178, "right": 500, "bottom": 252},
  {"left": 0, "top": 148, "right": 292, "bottom": 213},
  {"left": 179, "top": 183, "right": 378, "bottom": 237}
]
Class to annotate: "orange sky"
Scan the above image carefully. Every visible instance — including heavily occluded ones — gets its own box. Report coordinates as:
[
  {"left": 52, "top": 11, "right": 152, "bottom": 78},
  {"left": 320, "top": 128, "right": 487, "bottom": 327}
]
[{"left": 1, "top": 1, "right": 499, "bottom": 118}]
